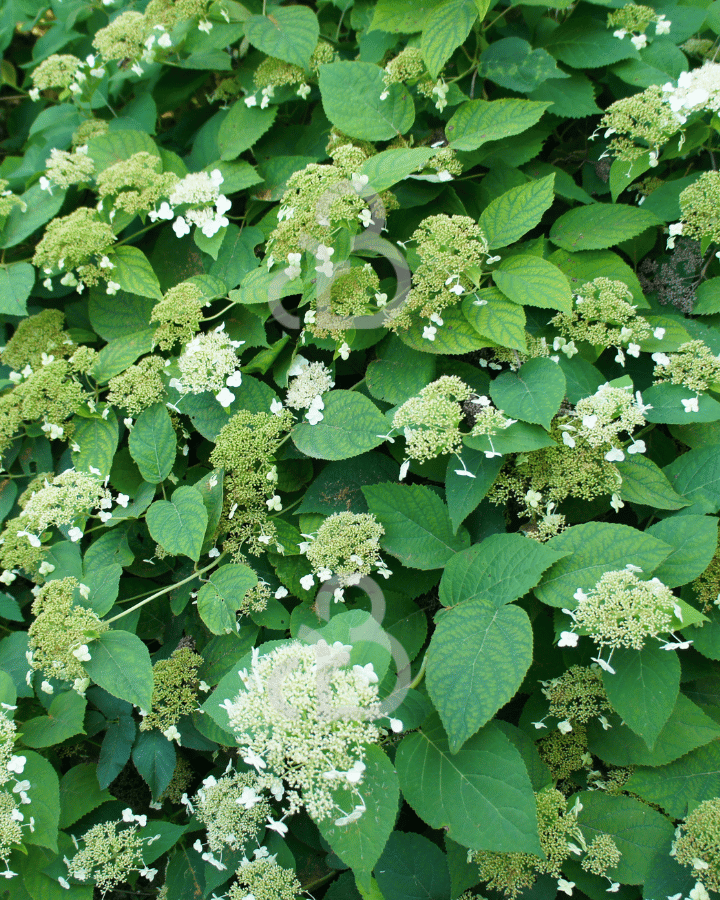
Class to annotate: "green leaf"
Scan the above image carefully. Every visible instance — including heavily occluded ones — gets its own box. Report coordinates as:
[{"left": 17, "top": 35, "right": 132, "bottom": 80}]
[
  {"left": 421, "top": 0, "right": 477, "bottom": 79},
  {"left": 97, "top": 714, "right": 135, "bottom": 789},
  {"left": 445, "top": 447, "right": 504, "bottom": 533},
  {"left": 132, "top": 728, "right": 177, "bottom": 800},
  {"left": 84, "top": 630, "right": 154, "bottom": 711},
  {"left": 197, "top": 564, "right": 259, "bottom": 635},
  {"left": 643, "top": 382, "right": 720, "bottom": 424},
  {"left": 549, "top": 203, "right": 661, "bottom": 252},
  {"left": 602, "top": 644, "right": 680, "bottom": 749},
  {"left": 0, "top": 184, "right": 66, "bottom": 250},
  {"left": 0, "top": 262, "right": 33, "bottom": 315},
  {"left": 577, "top": 794, "right": 675, "bottom": 890},
  {"left": 626, "top": 741, "right": 720, "bottom": 818},
  {"left": 317, "top": 745, "right": 399, "bottom": 878},
  {"left": 375, "top": 832, "right": 450, "bottom": 900},
  {"left": 439, "top": 534, "right": 567, "bottom": 608},
  {"left": 146, "top": 486, "right": 208, "bottom": 561},
  {"left": 396, "top": 714, "right": 541, "bottom": 854},
  {"left": 292, "top": 391, "right": 390, "bottom": 460},
  {"left": 360, "top": 149, "right": 436, "bottom": 192},
  {"left": 664, "top": 446, "right": 720, "bottom": 513},
  {"left": 464, "top": 420, "right": 555, "bottom": 455},
  {"left": 479, "top": 174, "right": 555, "bottom": 250},
  {"left": 217, "top": 102, "right": 277, "bottom": 160},
  {"left": 545, "top": 17, "right": 641, "bottom": 68},
  {"left": 587, "top": 693, "right": 720, "bottom": 767},
  {"left": 92, "top": 331, "right": 154, "bottom": 384},
  {"left": 446, "top": 98, "right": 550, "bottom": 151},
  {"left": 427, "top": 599, "right": 533, "bottom": 751},
  {"left": 370, "top": 0, "right": 444, "bottom": 32},
  {"left": 535, "top": 522, "right": 672, "bottom": 608},
  {"left": 462, "top": 289, "right": 527, "bottom": 352},
  {"left": 647, "top": 515, "right": 718, "bottom": 588},
  {"left": 22, "top": 750, "right": 60, "bottom": 852},
  {"left": 72, "top": 411, "right": 119, "bottom": 479},
  {"left": 363, "top": 483, "right": 470, "bottom": 570},
  {"left": 319, "top": 62, "right": 415, "bottom": 141},
  {"left": 21, "top": 690, "right": 86, "bottom": 748},
  {"left": 367, "top": 337, "right": 437, "bottom": 405},
  {"left": 479, "top": 37, "right": 568, "bottom": 93},
  {"left": 298, "top": 453, "right": 398, "bottom": 516},
  {"left": 128, "top": 403, "right": 176, "bottom": 484},
  {"left": 616, "top": 454, "right": 689, "bottom": 510},
  {"left": 89, "top": 289, "right": 156, "bottom": 341},
  {"left": 109, "top": 246, "right": 163, "bottom": 299},
  {"left": 87, "top": 129, "right": 160, "bottom": 172},
  {"left": 59, "top": 763, "right": 113, "bottom": 829},
  {"left": 398, "top": 303, "right": 489, "bottom": 355},
  {"left": 489, "top": 358, "right": 566, "bottom": 429},
  {"left": 549, "top": 247, "right": 646, "bottom": 304},
  {"left": 244, "top": 6, "right": 319, "bottom": 68},
  {"left": 528, "top": 72, "right": 601, "bottom": 119},
  {"left": 692, "top": 277, "right": 720, "bottom": 315},
  {"left": 493, "top": 256, "right": 572, "bottom": 313},
  {"left": 164, "top": 844, "right": 206, "bottom": 900}
]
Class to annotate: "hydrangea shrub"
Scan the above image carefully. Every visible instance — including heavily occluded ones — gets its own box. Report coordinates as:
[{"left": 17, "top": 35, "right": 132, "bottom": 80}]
[{"left": 1, "top": 0, "right": 720, "bottom": 898}]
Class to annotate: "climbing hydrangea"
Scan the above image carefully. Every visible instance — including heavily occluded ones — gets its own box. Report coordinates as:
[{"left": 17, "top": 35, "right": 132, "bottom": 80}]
[
  {"left": 302, "top": 512, "right": 389, "bottom": 591},
  {"left": 139, "top": 646, "right": 202, "bottom": 737},
  {"left": 223, "top": 640, "right": 382, "bottom": 823},
  {"left": 672, "top": 798, "right": 720, "bottom": 892}
]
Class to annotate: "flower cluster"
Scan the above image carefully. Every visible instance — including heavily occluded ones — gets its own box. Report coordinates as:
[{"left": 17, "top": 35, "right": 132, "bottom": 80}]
[
  {"left": 107, "top": 356, "right": 167, "bottom": 417},
  {"left": 151, "top": 281, "right": 207, "bottom": 350},
  {"left": 302, "top": 512, "right": 389, "bottom": 594},
  {"left": 30, "top": 54, "right": 82, "bottom": 92},
  {"left": 96, "top": 152, "right": 178, "bottom": 217},
  {"left": 469, "top": 789, "right": 620, "bottom": 898},
  {"left": 383, "top": 47, "right": 426, "bottom": 86},
  {"left": 41, "top": 147, "right": 95, "bottom": 192},
  {"left": 692, "top": 527, "right": 720, "bottom": 611},
  {"left": 385, "top": 215, "right": 491, "bottom": 334},
  {"left": 551, "top": 278, "right": 652, "bottom": 364},
  {"left": 14, "top": 469, "right": 110, "bottom": 537},
  {"left": 192, "top": 767, "right": 271, "bottom": 857},
  {"left": 662, "top": 62, "right": 720, "bottom": 121},
  {"left": 1, "top": 309, "right": 75, "bottom": 372},
  {"left": 228, "top": 856, "right": 302, "bottom": 900},
  {"left": 537, "top": 665, "right": 612, "bottom": 731},
  {"left": 32, "top": 208, "right": 116, "bottom": 292},
  {"left": 599, "top": 86, "right": 683, "bottom": 162},
  {"left": 139, "top": 646, "right": 202, "bottom": 739},
  {"left": 162, "top": 169, "right": 231, "bottom": 239},
  {"left": 222, "top": 640, "right": 382, "bottom": 823},
  {"left": 171, "top": 325, "right": 244, "bottom": 406},
  {"left": 672, "top": 172, "right": 720, "bottom": 246},
  {"left": 209, "top": 409, "right": 294, "bottom": 557},
  {"left": 671, "top": 798, "right": 720, "bottom": 893},
  {"left": 27, "top": 577, "right": 108, "bottom": 691},
  {"left": 0, "top": 181, "right": 25, "bottom": 219},
  {"left": 607, "top": 4, "right": 671, "bottom": 50},
  {"left": 393, "top": 376, "right": 473, "bottom": 462},
  {"left": 0, "top": 708, "right": 33, "bottom": 878},
  {"left": 564, "top": 569, "right": 686, "bottom": 671},
  {"left": 284, "top": 357, "right": 335, "bottom": 424},
  {"left": 537, "top": 724, "right": 592, "bottom": 781},
  {"left": 310, "top": 264, "right": 383, "bottom": 342},
  {"left": 63, "top": 818, "right": 154, "bottom": 893},
  {"left": 653, "top": 339, "right": 720, "bottom": 393}
]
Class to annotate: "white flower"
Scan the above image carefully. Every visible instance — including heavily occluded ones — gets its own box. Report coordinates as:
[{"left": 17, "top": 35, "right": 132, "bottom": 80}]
[
  {"left": 270, "top": 399, "right": 283, "bottom": 416},
  {"left": 198, "top": 19, "right": 213, "bottom": 33},
  {"left": 41, "top": 680, "right": 54, "bottom": 694},
  {"left": 525, "top": 490, "right": 542, "bottom": 509},
  {"left": 557, "top": 720, "right": 573, "bottom": 734},
  {"left": 106, "top": 281, "right": 120, "bottom": 295},
  {"left": 266, "top": 495, "right": 282, "bottom": 512},
  {"left": 605, "top": 448, "right": 625, "bottom": 462},
  {"left": 358, "top": 209, "right": 374, "bottom": 228},
  {"left": 652, "top": 352, "right": 671, "bottom": 366},
  {"left": 558, "top": 879, "right": 575, "bottom": 896},
  {"left": 610, "top": 493, "right": 625, "bottom": 513},
  {"left": 613, "top": 28, "right": 628, "bottom": 38},
  {"left": 653, "top": 327, "right": 666, "bottom": 339},
  {"left": 58, "top": 877, "right": 70, "bottom": 890},
  {"left": 338, "top": 342, "right": 351, "bottom": 360},
  {"left": 389, "top": 718, "right": 403, "bottom": 732},
  {"left": 630, "top": 33, "right": 647, "bottom": 50},
  {"left": 558, "top": 631, "right": 579, "bottom": 648},
  {"left": 216, "top": 387, "right": 235, "bottom": 407},
  {"left": 116, "top": 493, "right": 130, "bottom": 508},
  {"left": 163, "top": 725, "right": 182, "bottom": 744},
  {"left": 7, "top": 756, "right": 25, "bottom": 774},
  {"left": 173, "top": 216, "right": 191, "bottom": 238},
  {"left": 682, "top": 396, "right": 700, "bottom": 413},
  {"left": 275, "top": 586, "right": 289, "bottom": 599},
  {"left": 627, "top": 440, "right": 646, "bottom": 454},
  {"left": 592, "top": 656, "right": 616, "bottom": 674},
  {"left": 238, "top": 786, "right": 261, "bottom": 809},
  {"left": 243, "top": 749, "right": 266, "bottom": 771},
  {"left": 562, "top": 432, "right": 576, "bottom": 448},
  {"left": 300, "top": 574, "right": 315, "bottom": 591},
  {"left": 297, "top": 83, "right": 311, "bottom": 99},
  {"left": 422, "top": 326, "right": 437, "bottom": 341},
  {"left": 655, "top": 15, "right": 671, "bottom": 34},
  {"left": 399, "top": 460, "right": 410, "bottom": 481},
  {"left": 689, "top": 883, "right": 710, "bottom": 900},
  {"left": 72, "top": 644, "right": 92, "bottom": 662}
]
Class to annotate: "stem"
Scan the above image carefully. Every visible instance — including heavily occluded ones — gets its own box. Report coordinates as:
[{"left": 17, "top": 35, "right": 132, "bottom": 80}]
[
  {"left": 409, "top": 653, "right": 427, "bottom": 690},
  {"left": 303, "top": 871, "right": 336, "bottom": 894},
  {"left": 201, "top": 301, "right": 236, "bottom": 323},
  {"left": 104, "top": 556, "right": 223, "bottom": 624},
  {"left": 115, "top": 223, "right": 156, "bottom": 246}
]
